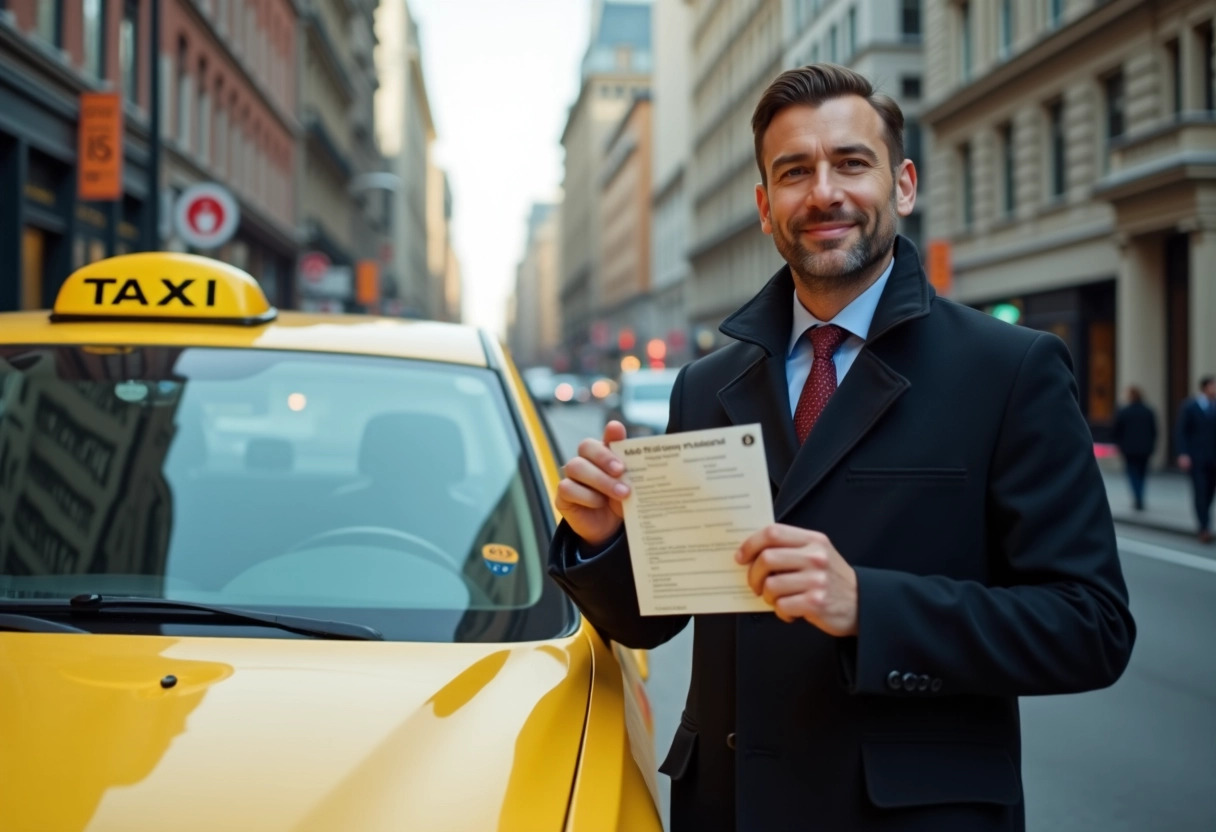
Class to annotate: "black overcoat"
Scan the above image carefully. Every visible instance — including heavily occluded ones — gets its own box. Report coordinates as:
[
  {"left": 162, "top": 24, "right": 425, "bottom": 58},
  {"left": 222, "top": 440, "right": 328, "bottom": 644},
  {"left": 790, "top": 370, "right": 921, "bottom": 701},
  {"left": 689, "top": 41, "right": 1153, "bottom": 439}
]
[{"left": 549, "top": 237, "right": 1135, "bottom": 832}]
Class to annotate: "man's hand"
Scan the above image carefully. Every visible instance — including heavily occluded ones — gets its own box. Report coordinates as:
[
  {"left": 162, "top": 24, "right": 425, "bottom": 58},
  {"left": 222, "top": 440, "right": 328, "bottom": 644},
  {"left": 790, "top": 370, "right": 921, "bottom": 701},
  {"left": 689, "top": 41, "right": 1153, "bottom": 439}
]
[
  {"left": 736, "top": 524, "right": 859, "bottom": 636},
  {"left": 555, "top": 421, "right": 631, "bottom": 548},
  {"left": 1179, "top": 454, "right": 1193, "bottom": 472}
]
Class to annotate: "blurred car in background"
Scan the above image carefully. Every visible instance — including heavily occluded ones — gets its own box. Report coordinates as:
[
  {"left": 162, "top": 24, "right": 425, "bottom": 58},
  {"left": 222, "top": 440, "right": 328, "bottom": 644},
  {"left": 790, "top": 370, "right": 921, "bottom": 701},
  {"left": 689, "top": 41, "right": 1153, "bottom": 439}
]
[
  {"left": 522, "top": 366, "right": 558, "bottom": 405},
  {"left": 551, "top": 373, "right": 591, "bottom": 405},
  {"left": 607, "top": 368, "right": 681, "bottom": 436}
]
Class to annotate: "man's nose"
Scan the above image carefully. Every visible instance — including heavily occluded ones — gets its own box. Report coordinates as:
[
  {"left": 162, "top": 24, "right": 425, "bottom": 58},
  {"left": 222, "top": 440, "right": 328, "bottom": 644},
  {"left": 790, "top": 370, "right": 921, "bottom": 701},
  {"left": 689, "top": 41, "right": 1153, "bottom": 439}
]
[{"left": 805, "top": 164, "right": 844, "bottom": 209}]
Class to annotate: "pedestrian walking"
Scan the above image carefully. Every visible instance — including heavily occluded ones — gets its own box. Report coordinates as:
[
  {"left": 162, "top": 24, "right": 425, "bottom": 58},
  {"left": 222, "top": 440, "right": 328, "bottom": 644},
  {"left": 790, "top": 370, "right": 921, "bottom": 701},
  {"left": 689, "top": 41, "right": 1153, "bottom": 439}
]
[
  {"left": 1175, "top": 375, "right": 1216, "bottom": 543},
  {"left": 1113, "top": 386, "right": 1157, "bottom": 511},
  {"left": 549, "top": 64, "right": 1134, "bottom": 832}
]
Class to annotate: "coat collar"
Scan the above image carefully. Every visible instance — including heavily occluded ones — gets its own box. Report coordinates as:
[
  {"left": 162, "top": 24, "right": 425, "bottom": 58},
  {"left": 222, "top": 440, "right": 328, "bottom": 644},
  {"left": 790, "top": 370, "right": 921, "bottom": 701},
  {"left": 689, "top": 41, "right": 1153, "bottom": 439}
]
[
  {"left": 715, "top": 236, "right": 934, "bottom": 513},
  {"left": 718, "top": 235, "right": 934, "bottom": 356}
]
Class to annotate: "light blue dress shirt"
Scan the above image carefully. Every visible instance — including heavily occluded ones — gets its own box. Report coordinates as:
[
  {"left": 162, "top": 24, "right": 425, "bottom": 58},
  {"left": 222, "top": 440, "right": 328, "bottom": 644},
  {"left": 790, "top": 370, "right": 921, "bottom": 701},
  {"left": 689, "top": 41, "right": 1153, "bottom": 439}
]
[{"left": 785, "top": 259, "right": 893, "bottom": 415}]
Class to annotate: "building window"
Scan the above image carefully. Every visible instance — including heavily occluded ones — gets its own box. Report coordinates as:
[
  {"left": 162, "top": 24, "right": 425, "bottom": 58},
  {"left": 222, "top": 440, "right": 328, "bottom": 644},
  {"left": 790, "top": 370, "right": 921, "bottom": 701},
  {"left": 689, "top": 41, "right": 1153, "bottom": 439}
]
[
  {"left": 1000, "top": 122, "right": 1016, "bottom": 217},
  {"left": 829, "top": 24, "right": 838, "bottom": 62},
  {"left": 902, "top": 75, "right": 922, "bottom": 99},
  {"left": 1047, "top": 0, "right": 1063, "bottom": 29},
  {"left": 83, "top": 0, "right": 105, "bottom": 78},
  {"left": 960, "top": 142, "right": 973, "bottom": 230},
  {"left": 197, "top": 61, "right": 211, "bottom": 164},
  {"left": 902, "top": 0, "right": 920, "bottom": 40},
  {"left": 1105, "top": 72, "right": 1125, "bottom": 142},
  {"left": 1048, "top": 100, "right": 1066, "bottom": 198},
  {"left": 177, "top": 39, "right": 192, "bottom": 149},
  {"left": 846, "top": 7, "right": 856, "bottom": 60},
  {"left": 1202, "top": 24, "right": 1215, "bottom": 112},
  {"left": 810, "top": 43, "right": 819, "bottom": 63},
  {"left": 1166, "top": 39, "right": 1182, "bottom": 116},
  {"left": 959, "top": 2, "right": 972, "bottom": 82},
  {"left": 998, "top": 0, "right": 1013, "bottom": 59},
  {"left": 36, "top": 0, "right": 61, "bottom": 46},
  {"left": 120, "top": 0, "right": 139, "bottom": 103},
  {"left": 215, "top": 101, "right": 228, "bottom": 174}
]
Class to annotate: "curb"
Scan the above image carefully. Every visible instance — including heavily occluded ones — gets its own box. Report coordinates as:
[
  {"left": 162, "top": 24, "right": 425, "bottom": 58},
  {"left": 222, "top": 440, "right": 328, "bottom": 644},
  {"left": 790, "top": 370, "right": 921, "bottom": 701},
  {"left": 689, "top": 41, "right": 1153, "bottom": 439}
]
[{"left": 1110, "top": 513, "right": 1197, "bottom": 538}]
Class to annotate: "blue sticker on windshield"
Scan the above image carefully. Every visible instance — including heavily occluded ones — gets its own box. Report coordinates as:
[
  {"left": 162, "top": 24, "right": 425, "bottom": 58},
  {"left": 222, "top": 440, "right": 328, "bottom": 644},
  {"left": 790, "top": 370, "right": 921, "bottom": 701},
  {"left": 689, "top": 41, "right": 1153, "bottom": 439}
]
[{"left": 482, "top": 544, "right": 519, "bottom": 576}]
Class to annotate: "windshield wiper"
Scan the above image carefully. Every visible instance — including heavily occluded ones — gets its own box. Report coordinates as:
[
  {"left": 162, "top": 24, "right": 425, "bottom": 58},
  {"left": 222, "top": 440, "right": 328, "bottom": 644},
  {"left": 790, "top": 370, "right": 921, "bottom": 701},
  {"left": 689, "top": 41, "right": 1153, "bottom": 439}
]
[
  {"left": 0, "top": 612, "right": 89, "bottom": 634},
  {"left": 0, "top": 595, "right": 383, "bottom": 641}
]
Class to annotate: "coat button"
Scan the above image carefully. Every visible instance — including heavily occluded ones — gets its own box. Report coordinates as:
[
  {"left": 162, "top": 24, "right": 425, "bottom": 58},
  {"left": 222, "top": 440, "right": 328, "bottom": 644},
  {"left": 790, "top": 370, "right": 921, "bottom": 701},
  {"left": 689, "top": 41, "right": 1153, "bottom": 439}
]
[
  {"left": 726, "top": 732, "right": 737, "bottom": 750},
  {"left": 886, "top": 670, "right": 902, "bottom": 691},
  {"left": 902, "top": 672, "right": 918, "bottom": 692},
  {"left": 917, "top": 674, "right": 930, "bottom": 692},
  {"left": 930, "top": 678, "right": 943, "bottom": 693}
]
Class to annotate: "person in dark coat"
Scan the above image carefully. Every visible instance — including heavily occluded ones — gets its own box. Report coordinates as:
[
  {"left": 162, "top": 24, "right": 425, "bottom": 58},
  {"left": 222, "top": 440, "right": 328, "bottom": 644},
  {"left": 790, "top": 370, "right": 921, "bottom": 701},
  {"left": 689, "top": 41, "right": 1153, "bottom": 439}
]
[
  {"left": 1113, "top": 386, "right": 1158, "bottom": 510},
  {"left": 1175, "top": 375, "right": 1216, "bottom": 543},
  {"left": 549, "top": 64, "right": 1134, "bottom": 832}
]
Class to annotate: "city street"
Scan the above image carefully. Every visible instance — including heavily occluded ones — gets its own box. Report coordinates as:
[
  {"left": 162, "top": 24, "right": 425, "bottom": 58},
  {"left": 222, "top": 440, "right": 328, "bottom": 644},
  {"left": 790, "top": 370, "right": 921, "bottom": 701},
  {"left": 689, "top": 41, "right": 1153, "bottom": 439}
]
[{"left": 544, "top": 402, "right": 1216, "bottom": 832}]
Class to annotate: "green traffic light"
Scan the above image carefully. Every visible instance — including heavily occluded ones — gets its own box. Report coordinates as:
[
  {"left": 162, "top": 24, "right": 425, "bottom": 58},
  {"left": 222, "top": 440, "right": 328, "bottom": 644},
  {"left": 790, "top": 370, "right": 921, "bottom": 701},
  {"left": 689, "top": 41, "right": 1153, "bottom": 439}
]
[{"left": 991, "top": 303, "right": 1021, "bottom": 325}]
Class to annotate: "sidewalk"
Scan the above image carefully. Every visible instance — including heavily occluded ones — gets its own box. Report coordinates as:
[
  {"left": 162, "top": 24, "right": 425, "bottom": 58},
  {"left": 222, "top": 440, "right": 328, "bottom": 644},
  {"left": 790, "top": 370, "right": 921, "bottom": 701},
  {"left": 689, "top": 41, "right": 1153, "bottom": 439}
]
[{"left": 1099, "top": 465, "right": 1199, "bottom": 537}]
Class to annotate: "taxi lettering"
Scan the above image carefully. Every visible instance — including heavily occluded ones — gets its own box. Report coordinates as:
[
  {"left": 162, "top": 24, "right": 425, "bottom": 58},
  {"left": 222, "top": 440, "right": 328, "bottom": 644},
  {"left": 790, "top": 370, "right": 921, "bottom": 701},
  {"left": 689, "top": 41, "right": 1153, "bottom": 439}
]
[{"left": 83, "top": 277, "right": 218, "bottom": 307}]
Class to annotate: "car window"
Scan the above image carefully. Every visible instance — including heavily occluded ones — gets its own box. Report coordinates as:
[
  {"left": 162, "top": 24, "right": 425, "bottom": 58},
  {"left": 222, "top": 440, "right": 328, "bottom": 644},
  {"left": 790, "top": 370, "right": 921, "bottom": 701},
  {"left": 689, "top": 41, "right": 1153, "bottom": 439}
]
[{"left": 0, "top": 345, "right": 573, "bottom": 643}]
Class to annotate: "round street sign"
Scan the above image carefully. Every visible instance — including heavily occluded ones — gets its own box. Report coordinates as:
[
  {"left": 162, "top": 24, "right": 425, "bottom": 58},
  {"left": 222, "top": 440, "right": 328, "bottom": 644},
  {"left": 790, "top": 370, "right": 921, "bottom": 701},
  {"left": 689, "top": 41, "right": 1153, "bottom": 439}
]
[
  {"left": 174, "top": 183, "right": 240, "bottom": 250},
  {"left": 299, "top": 251, "right": 331, "bottom": 283}
]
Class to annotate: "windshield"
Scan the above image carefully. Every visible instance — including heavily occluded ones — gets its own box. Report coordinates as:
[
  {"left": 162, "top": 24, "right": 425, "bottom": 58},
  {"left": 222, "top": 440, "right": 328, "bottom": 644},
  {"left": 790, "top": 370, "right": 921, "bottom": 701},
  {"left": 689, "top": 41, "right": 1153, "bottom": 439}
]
[{"left": 0, "top": 345, "right": 572, "bottom": 643}]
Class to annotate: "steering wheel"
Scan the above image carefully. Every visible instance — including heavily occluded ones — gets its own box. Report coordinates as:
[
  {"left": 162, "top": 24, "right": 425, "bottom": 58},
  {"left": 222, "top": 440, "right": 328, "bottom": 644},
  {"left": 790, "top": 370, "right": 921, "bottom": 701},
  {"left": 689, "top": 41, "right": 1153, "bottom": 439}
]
[{"left": 286, "top": 526, "right": 496, "bottom": 606}]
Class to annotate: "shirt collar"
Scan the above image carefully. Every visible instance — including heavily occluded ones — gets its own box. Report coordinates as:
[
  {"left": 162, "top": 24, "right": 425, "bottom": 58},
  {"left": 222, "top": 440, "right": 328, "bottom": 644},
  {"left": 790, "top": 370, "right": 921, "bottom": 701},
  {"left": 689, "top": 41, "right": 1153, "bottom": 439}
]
[{"left": 787, "top": 257, "right": 895, "bottom": 358}]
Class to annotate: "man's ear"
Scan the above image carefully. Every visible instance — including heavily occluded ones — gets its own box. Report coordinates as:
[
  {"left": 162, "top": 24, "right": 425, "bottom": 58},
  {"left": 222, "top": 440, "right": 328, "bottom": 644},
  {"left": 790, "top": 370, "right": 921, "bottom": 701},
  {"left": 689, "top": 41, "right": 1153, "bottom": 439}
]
[
  {"left": 895, "top": 159, "right": 917, "bottom": 218},
  {"left": 756, "top": 183, "right": 773, "bottom": 235}
]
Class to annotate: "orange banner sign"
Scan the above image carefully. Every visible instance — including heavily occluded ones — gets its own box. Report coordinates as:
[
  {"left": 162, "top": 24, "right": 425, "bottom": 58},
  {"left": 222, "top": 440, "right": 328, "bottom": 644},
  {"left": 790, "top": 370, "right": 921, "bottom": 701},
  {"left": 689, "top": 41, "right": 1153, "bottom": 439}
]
[
  {"left": 78, "top": 92, "right": 123, "bottom": 201},
  {"left": 356, "top": 259, "right": 380, "bottom": 306},
  {"left": 926, "top": 239, "right": 952, "bottom": 296}
]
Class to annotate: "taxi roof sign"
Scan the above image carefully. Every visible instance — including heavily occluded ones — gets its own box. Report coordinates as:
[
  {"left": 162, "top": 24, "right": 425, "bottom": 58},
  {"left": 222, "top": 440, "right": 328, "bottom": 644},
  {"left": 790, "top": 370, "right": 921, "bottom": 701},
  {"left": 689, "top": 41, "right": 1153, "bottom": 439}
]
[{"left": 52, "top": 252, "right": 276, "bottom": 325}]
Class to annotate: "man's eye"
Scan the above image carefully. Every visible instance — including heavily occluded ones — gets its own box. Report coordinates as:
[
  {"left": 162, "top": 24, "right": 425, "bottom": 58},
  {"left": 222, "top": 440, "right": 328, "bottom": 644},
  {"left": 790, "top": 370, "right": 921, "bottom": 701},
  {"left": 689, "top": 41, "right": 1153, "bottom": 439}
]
[
  {"left": 842, "top": 159, "right": 867, "bottom": 169},
  {"left": 783, "top": 167, "right": 807, "bottom": 178}
]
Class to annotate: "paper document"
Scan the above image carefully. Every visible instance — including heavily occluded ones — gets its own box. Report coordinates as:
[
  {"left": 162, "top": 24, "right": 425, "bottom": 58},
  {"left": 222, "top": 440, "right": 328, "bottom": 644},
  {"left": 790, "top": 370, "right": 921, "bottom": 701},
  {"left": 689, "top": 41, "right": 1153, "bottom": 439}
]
[{"left": 611, "top": 424, "right": 774, "bottom": 616}]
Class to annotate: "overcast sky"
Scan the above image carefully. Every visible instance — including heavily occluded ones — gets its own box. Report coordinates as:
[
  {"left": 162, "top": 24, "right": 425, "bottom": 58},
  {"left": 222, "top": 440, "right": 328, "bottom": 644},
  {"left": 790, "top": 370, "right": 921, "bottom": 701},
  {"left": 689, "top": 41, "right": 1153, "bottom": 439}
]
[{"left": 408, "top": 0, "right": 591, "bottom": 337}]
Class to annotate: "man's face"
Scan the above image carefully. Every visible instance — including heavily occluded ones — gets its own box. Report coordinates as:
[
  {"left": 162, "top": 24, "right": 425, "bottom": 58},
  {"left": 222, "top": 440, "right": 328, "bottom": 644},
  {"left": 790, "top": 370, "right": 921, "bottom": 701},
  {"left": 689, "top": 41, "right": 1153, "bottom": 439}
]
[
  {"left": 1204, "top": 381, "right": 1216, "bottom": 400},
  {"left": 755, "top": 97, "right": 916, "bottom": 292}
]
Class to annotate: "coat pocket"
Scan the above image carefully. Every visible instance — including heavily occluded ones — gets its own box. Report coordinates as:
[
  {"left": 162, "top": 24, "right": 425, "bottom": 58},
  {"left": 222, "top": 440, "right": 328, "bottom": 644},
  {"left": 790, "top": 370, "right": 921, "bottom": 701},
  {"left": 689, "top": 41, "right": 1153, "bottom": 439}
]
[
  {"left": 658, "top": 720, "right": 699, "bottom": 781},
  {"left": 862, "top": 739, "right": 1020, "bottom": 808},
  {"left": 847, "top": 467, "right": 968, "bottom": 483}
]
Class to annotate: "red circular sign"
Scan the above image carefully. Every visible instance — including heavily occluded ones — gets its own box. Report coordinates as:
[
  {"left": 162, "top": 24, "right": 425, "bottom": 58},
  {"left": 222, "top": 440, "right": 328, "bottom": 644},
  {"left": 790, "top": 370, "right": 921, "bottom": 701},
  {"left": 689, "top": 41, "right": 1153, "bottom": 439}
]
[
  {"left": 174, "top": 183, "right": 240, "bottom": 250},
  {"left": 299, "top": 252, "right": 331, "bottom": 283},
  {"left": 186, "top": 197, "right": 226, "bottom": 236}
]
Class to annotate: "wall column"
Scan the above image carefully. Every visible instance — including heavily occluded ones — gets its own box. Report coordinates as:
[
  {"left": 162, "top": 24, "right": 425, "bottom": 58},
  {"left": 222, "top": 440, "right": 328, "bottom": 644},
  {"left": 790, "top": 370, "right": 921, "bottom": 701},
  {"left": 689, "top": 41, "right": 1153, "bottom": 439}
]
[{"left": 1115, "top": 232, "right": 1167, "bottom": 465}]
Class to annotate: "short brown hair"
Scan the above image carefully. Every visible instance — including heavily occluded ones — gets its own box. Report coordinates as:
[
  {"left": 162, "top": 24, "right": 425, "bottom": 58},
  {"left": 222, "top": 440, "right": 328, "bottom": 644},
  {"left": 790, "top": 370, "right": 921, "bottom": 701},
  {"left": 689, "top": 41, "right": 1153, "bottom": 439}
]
[{"left": 752, "top": 63, "right": 905, "bottom": 184}]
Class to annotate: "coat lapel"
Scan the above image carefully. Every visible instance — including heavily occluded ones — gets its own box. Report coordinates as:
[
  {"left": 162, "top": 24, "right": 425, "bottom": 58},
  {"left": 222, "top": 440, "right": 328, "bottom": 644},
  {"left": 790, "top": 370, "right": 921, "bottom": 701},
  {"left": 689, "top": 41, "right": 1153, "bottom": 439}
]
[
  {"left": 717, "top": 352, "right": 799, "bottom": 488},
  {"left": 773, "top": 349, "right": 908, "bottom": 519}
]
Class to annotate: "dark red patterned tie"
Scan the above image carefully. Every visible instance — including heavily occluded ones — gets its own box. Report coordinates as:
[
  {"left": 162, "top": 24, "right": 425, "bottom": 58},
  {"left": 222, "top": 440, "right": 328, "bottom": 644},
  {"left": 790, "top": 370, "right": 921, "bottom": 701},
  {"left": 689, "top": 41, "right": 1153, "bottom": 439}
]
[{"left": 794, "top": 324, "right": 849, "bottom": 443}]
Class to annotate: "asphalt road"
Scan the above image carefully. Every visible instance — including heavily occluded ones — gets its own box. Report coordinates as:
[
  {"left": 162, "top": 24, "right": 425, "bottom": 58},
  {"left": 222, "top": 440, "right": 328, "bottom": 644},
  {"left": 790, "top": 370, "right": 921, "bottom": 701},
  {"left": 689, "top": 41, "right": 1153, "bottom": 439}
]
[{"left": 543, "top": 403, "right": 1216, "bottom": 832}]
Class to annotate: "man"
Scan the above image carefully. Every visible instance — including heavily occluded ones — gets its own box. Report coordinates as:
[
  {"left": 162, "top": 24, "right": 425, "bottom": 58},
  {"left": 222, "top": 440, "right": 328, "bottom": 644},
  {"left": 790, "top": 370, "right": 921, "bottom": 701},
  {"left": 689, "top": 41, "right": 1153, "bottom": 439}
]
[
  {"left": 1175, "top": 375, "right": 1216, "bottom": 543},
  {"left": 1112, "top": 386, "right": 1157, "bottom": 511},
  {"left": 550, "top": 65, "right": 1134, "bottom": 832}
]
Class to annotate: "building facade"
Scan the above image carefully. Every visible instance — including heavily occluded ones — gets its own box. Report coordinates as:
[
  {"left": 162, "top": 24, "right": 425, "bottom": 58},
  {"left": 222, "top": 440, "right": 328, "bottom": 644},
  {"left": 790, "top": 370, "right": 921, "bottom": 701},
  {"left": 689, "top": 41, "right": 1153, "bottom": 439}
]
[
  {"left": 0, "top": 0, "right": 300, "bottom": 310},
  {"left": 508, "top": 202, "right": 561, "bottom": 369},
  {"left": 786, "top": 0, "right": 927, "bottom": 254},
  {"left": 600, "top": 93, "right": 654, "bottom": 356},
  {"left": 923, "top": 0, "right": 1216, "bottom": 450},
  {"left": 559, "top": 0, "right": 652, "bottom": 370},
  {"left": 374, "top": 0, "right": 435, "bottom": 318},
  {"left": 650, "top": 0, "right": 694, "bottom": 367},
  {"left": 298, "top": 0, "right": 390, "bottom": 313},
  {"left": 685, "top": 0, "right": 785, "bottom": 349}
]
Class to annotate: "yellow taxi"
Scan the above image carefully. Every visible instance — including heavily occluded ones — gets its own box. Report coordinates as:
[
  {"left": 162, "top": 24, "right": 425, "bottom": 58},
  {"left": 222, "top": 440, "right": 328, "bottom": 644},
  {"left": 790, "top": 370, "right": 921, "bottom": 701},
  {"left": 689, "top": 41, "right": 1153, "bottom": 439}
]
[{"left": 0, "top": 253, "right": 662, "bottom": 832}]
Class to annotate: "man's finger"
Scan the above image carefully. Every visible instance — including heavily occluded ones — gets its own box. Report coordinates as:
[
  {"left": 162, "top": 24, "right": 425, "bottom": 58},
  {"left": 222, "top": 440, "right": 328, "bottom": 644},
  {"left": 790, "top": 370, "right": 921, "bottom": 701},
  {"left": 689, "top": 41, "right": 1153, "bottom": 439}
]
[
  {"left": 564, "top": 456, "right": 631, "bottom": 500},
  {"left": 746, "top": 547, "right": 823, "bottom": 596},
  {"left": 760, "top": 570, "right": 818, "bottom": 606},
  {"left": 735, "top": 524, "right": 820, "bottom": 564},
  {"left": 577, "top": 435, "right": 627, "bottom": 478},
  {"left": 556, "top": 478, "right": 610, "bottom": 511}
]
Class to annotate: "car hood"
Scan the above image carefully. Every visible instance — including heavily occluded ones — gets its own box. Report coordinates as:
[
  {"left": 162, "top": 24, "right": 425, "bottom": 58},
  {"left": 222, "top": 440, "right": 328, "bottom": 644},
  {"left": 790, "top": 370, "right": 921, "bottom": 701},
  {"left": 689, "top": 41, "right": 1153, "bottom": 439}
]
[{"left": 0, "top": 632, "right": 592, "bottom": 832}]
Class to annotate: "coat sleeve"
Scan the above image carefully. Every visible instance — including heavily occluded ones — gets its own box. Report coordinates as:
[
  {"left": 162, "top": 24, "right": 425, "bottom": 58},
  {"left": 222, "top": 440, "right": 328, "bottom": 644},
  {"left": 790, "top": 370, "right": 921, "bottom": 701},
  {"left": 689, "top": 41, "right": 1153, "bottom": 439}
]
[
  {"left": 546, "top": 366, "right": 693, "bottom": 650},
  {"left": 846, "top": 333, "right": 1136, "bottom": 697},
  {"left": 1175, "top": 402, "right": 1194, "bottom": 458}
]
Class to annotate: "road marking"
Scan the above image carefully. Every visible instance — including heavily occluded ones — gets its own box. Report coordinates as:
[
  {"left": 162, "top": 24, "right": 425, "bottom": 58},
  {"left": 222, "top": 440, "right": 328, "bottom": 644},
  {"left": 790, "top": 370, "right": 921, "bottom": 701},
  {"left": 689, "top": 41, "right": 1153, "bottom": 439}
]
[{"left": 1116, "top": 536, "right": 1216, "bottom": 574}]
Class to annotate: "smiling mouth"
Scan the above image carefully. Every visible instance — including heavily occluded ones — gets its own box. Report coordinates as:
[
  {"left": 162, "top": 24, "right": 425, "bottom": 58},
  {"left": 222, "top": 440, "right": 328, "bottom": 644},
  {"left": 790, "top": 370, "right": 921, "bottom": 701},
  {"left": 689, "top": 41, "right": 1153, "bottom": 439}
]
[{"left": 800, "top": 224, "right": 854, "bottom": 239}]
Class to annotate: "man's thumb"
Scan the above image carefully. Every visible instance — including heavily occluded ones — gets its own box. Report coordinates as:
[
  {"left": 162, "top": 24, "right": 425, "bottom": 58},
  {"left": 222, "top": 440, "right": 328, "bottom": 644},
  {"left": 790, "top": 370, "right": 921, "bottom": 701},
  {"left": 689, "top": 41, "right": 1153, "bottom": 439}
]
[{"left": 603, "top": 420, "right": 628, "bottom": 445}]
